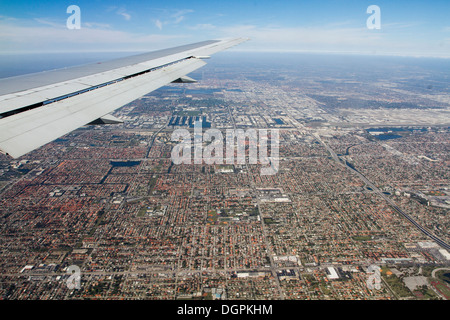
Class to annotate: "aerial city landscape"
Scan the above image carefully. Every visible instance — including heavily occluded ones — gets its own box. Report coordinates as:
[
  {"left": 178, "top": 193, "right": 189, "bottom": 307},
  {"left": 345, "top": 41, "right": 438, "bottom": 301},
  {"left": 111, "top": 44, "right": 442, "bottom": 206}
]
[{"left": 0, "top": 51, "right": 449, "bottom": 300}]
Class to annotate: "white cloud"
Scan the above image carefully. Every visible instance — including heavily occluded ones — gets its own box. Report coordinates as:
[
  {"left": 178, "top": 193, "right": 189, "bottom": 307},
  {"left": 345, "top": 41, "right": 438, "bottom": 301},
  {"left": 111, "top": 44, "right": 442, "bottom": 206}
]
[
  {"left": 171, "top": 9, "right": 194, "bottom": 22},
  {"left": 188, "top": 23, "right": 216, "bottom": 30},
  {"left": 174, "top": 16, "right": 184, "bottom": 24},
  {"left": 0, "top": 19, "right": 190, "bottom": 53},
  {"left": 117, "top": 8, "right": 131, "bottom": 21},
  {"left": 84, "top": 22, "right": 112, "bottom": 29},
  {"left": 152, "top": 8, "right": 194, "bottom": 30},
  {"left": 2, "top": 15, "right": 449, "bottom": 58},
  {"left": 217, "top": 24, "right": 450, "bottom": 57},
  {"left": 34, "top": 18, "right": 64, "bottom": 28},
  {"left": 0, "top": 15, "right": 17, "bottom": 21},
  {"left": 155, "top": 19, "right": 163, "bottom": 30}
]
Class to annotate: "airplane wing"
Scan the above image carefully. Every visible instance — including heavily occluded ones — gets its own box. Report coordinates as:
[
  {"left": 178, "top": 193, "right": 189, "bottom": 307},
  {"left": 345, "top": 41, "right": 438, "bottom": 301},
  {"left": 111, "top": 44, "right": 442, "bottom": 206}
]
[{"left": 0, "top": 38, "right": 248, "bottom": 158}]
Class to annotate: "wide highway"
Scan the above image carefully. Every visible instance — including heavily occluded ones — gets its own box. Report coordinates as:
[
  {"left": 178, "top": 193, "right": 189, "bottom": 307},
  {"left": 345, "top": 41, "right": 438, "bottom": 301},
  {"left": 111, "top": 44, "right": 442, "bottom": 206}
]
[{"left": 313, "top": 133, "right": 450, "bottom": 252}]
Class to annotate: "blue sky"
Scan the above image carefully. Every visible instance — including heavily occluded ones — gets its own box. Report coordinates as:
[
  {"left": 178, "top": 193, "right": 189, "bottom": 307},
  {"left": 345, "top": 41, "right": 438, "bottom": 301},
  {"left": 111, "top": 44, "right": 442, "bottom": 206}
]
[{"left": 1, "top": 0, "right": 450, "bottom": 57}]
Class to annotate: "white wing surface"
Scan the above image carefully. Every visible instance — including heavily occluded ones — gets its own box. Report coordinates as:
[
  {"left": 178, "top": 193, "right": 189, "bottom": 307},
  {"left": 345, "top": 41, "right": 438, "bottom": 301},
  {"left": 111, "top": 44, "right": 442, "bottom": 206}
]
[{"left": 0, "top": 38, "right": 247, "bottom": 158}]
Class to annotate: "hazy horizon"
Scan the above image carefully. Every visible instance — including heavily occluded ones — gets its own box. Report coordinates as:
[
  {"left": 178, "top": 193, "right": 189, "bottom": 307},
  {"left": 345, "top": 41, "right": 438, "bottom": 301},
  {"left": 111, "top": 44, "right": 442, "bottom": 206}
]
[{"left": 2, "top": 50, "right": 450, "bottom": 80}]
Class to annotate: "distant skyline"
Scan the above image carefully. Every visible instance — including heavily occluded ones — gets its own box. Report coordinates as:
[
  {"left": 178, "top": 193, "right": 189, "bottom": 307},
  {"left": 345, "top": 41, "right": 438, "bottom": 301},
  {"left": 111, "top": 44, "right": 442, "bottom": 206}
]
[{"left": 1, "top": 0, "right": 450, "bottom": 57}]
